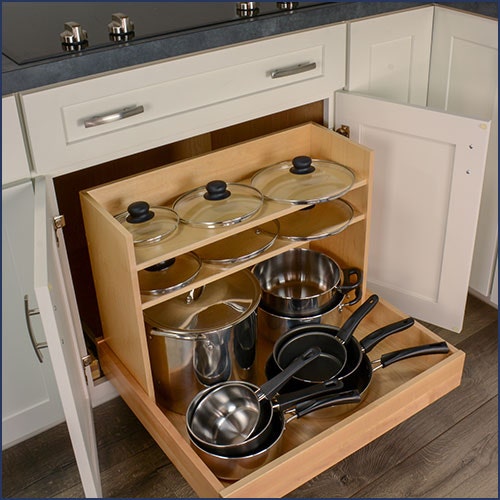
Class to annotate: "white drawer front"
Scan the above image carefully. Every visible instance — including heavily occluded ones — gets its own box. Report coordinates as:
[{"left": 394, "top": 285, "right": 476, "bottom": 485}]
[
  {"left": 2, "top": 96, "right": 31, "bottom": 185},
  {"left": 21, "top": 24, "right": 346, "bottom": 175}
]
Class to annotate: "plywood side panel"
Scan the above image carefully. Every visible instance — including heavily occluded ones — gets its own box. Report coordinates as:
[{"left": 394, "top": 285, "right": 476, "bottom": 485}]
[{"left": 80, "top": 192, "right": 154, "bottom": 398}]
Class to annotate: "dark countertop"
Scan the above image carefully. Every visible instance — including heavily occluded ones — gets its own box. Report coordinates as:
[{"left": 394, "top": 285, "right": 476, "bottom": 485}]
[{"left": 2, "top": 2, "right": 497, "bottom": 96}]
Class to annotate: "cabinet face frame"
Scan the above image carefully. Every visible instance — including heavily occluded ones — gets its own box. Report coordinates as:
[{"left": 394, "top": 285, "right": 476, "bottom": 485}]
[{"left": 81, "top": 123, "right": 465, "bottom": 497}]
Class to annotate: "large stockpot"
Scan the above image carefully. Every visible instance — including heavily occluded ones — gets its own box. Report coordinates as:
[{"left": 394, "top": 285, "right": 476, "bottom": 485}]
[
  {"left": 253, "top": 248, "right": 362, "bottom": 318},
  {"left": 187, "top": 387, "right": 361, "bottom": 481},
  {"left": 144, "top": 270, "right": 261, "bottom": 414}
]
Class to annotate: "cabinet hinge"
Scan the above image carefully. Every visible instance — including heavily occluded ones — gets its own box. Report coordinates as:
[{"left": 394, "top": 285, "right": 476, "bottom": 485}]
[
  {"left": 82, "top": 354, "right": 92, "bottom": 369},
  {"left": 53, "top": 215, "right": 66, "bottom": 246},
  {"left": 335, "top": 124, "right": 350, "bottom": 138}
]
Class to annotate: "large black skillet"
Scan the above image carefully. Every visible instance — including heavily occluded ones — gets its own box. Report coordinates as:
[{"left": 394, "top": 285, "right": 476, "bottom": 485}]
[{"left": 295, "top": 341, "right": 450, "bottom": 418}]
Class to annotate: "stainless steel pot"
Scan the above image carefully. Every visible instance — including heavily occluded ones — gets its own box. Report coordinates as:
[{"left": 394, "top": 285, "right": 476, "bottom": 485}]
[
  {"left": 144, "top": 270, "right": 261, "bottom": 414},
  {"left": 187, "top": 387, "right": 361, "bottom": 481},
  {"left": 252, "top": 248, "right": 362, "bottom": 318}
]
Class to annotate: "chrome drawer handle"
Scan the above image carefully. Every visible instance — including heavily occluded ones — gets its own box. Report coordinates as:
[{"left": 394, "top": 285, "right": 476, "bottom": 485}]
[
  {"left": 83, "top": 104, "right": 144, "bottom": 128},
  {"left": 270, "top": 62, "right": 317, "bottom": 79},
  {"left": 24, "top": 295, "right": 48, "bottom": 363}
]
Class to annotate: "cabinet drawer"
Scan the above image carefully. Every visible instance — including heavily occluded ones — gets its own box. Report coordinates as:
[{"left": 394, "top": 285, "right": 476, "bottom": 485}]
[
  {"left": 81, "top": 122, "right": 464, "bottom": 497},
  {"left": 21, "top": 24, "right": 346, "bottom": 176}
]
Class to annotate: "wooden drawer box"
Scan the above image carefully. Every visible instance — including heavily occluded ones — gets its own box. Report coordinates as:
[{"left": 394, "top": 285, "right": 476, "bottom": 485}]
[{"left": 81, "top": 123, "right": 464, "bottom": 497}]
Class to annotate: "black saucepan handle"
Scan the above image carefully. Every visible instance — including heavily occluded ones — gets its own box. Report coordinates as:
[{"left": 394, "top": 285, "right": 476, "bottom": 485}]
[
  {"left": 335, "top": 294, "right": 379, "bottom": 344},
  {"left": 360, "top": 317, "right": 415, "bottom": 354},
  {"left": 273, "top": 377, "right": 344, "bottom": 411},
  {"left": 337, "top": 268, "right": 363, "bottom": 294},
  {"left": 256, "top": 346, "right": 321, "bottom": 401},
  {"left": 293, "top": 390, "right": 361, "bottom": 419},
  {"left": 379, "top": 342, "right": 449, "bottom": 368}
]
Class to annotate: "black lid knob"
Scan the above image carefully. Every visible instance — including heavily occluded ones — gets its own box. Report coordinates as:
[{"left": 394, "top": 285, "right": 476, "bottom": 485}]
[
  {"left": 126, "top": 201, "right": 154, "bottom": 223},
  {"left": 290, "top": 155, "right": 315, "bottom": 175},
  {"left": 204, "top": 180, "right": 231, "bottom": 201},
  {"left": 145, "top": 258, "right": 176, "bottom": 272}
]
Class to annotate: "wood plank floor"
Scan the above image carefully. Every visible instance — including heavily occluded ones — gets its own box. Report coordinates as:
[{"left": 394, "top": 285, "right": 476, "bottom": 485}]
[{"left": 2, "top": 294, "right": 497, "bottom": 498}]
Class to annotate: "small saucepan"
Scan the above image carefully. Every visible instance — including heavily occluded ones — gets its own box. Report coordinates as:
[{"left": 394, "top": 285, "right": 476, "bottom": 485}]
[
  {"left": 187, "top": 389, "right": 361, "bottom": 481},
  {"left": 188, "top": 346, "right": 321, "bottom": 447},
  {"left": 186, "top": 377, "right": 344, "bottom": 457},
  {"left": 301, "top": 341, "right": 450, "bottom": 418},
  {"left": 272, "top": 294, "right": 379, "bottom": 386}
]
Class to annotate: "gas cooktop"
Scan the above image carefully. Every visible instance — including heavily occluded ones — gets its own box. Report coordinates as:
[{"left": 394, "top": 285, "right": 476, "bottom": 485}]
[{"left": 2, "top": 2, "right": 328, "bottom": 65}]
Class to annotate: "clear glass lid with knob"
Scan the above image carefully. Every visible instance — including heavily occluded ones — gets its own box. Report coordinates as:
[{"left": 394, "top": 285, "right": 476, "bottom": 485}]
[
  {"left": 250, "top": 155, "right": 355, "bottom": 205},
  {"left": 172, "top": 180, "right": 264, "bottom": 228},
  {"left": 115, "top": 201, "right": 179, "bottom": 246}
]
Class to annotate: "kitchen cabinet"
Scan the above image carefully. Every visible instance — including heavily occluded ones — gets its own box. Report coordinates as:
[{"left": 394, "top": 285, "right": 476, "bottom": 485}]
[
  {"left": 1, "top": 96, "right": 65, "bottom": 449},
  {"left": 2, "top": 181, "right": 66, "bottom": 448},
  {"left": 427, "top": 6, "right": 498, "bottom": 307},
  {"left": 80, "top": 122, "right": 464, "bottom": 497},
  {"left": 343, "top": 6, "right": 496, "bottom": 331},
  {"left": 2, "top": 5, "right": 491, "bottom": 496}
]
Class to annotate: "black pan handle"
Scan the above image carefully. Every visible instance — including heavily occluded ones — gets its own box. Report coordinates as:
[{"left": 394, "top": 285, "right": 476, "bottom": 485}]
[
  {"left": 336, "top": 294, "right": 379, "bottom": 344},
  {"left": 274, "top": 377, "right": 344, "bottom": 411},
  {"left": 292, "top": 390, "right": 361, "bottom": 419},
  {"left": 337, "top": 268, "right": 362, "bottom": 293},
  {"left": 256, "top": 346, "right": 321, "bottom": 401},
  {"left": 377, "top": 342, "right": 449, "bottom": 369},
  {"left": 360, "top": 317, "right": 415, "bottom": 354}
]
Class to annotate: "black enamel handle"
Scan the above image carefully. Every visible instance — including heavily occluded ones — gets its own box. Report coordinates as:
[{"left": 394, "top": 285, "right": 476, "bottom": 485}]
[
  {"left": 336, "top": 294, "right": 379, "bottom": 344},
  {"left": 293, "top": 390, "right": 361, "bottom": 418},
  {"left": 204, "top": 180, "right": 231, "bottom": 201},
  {"left": 290, "top": 155, "right": 315, "bottom": 175},
  {"left": 360, "top": 317, "right": 415, "bottom": 354},
  {"left": 257, "top": 346, "right": 321, "bottom": 401},
  {"left": 274, "top": 377, "right": 344, "bottom": 411},
  {"left": 380, "top": 342, "right": 449, "bottom": 368},
  {"left": 126, "top": 201, "right": 154, "bottom": 223}
]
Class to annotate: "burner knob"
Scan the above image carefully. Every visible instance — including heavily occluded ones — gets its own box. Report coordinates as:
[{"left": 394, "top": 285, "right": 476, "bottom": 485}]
[
  {"left": 277, "top": 2, "right": 299, "bottom": 10},
  {"left": 236, "top": 2, "right": 260, "bottom": 17},
  {"left": 108, "top": 12, "right": 135, "bottom": 36},
  {"left": 60, "top": 21, "right": 88, "bottom": 46}
]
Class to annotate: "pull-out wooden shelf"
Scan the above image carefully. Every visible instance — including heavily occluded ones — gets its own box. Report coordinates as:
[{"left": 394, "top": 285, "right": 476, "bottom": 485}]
[
  {"left": 97, "top": 296, "right": 464, "bottom": 498},
  {"left": 82, "top": 122, "right": 465, "bottom": 497}
]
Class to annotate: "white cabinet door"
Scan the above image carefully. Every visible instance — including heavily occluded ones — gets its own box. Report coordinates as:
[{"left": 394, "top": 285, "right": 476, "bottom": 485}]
[
  {"left": 335, "top": 91, "right": 490, "bottom": 332},
  {"left": 347, "top": 6, "right": 433, "bottom": 106},
  {"left": 33, "top": 176, "right": 101, "bottom": 497},
  {"left": 2, "top": 182, "right": 65, "bottom": 449},
  {"left": 428, "top": 7, "right": 498, "bottom": 300}
]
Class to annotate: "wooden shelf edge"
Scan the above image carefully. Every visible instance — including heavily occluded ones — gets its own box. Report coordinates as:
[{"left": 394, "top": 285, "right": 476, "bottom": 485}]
[{"left": 97, "top": 339, "right": 225, "bottom": 498}]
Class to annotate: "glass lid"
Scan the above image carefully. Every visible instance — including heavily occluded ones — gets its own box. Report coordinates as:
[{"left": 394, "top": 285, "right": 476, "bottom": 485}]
[
  {"left": 250, "top": 156, "right": 355, "bottom": 205},
  {"left": 266, "top": 199, "right": 354, "bottom": 241},
  {"left": 172, "top": 180, "right": 263, "bottom": 228},
  {"left": 194, "top": 220, "right": 279, "bottom": 265},
  {"left": 115, "top": 201, "right": 179, "bottom": 246},
  {"left": 138, "top": 253, "right": 202, "bottom": 295},
  {"left": 143, "top": 270, "right": 261, "bottom": 334}
]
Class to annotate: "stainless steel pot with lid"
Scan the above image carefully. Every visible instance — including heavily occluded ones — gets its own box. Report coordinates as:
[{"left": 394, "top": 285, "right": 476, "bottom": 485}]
[
  {"left": 115, "top": 201, "right": 179, "bottom": 245},
  {"left": 144, "top": 270, "right": 262, "bottom": 413},
  {"left": 172, "top": 180, "right": 264, "bottom": 228},
  {"left": 251, "top": 156, "right": 355, "bottom": 205}
]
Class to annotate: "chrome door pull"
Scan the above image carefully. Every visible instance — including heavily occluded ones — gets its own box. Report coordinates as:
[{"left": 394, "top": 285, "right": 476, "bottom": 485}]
[
  {"left": 270, "top": 62, "right": 317, "bottom": 79},
  {"left": 24, "top": 295, "right": 48, "bottom": 363},
  {"left": 83, "top": 104, "right": 144, "bottom": 128}
]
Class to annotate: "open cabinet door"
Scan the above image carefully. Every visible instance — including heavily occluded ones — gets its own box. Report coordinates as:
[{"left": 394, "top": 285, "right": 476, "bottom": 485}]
[
  {"left": 335, "top": 90, "right": 491, "bottom": 332},
  {"left": 33, "top": 176, "right": 102, "bottom": 497}
]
